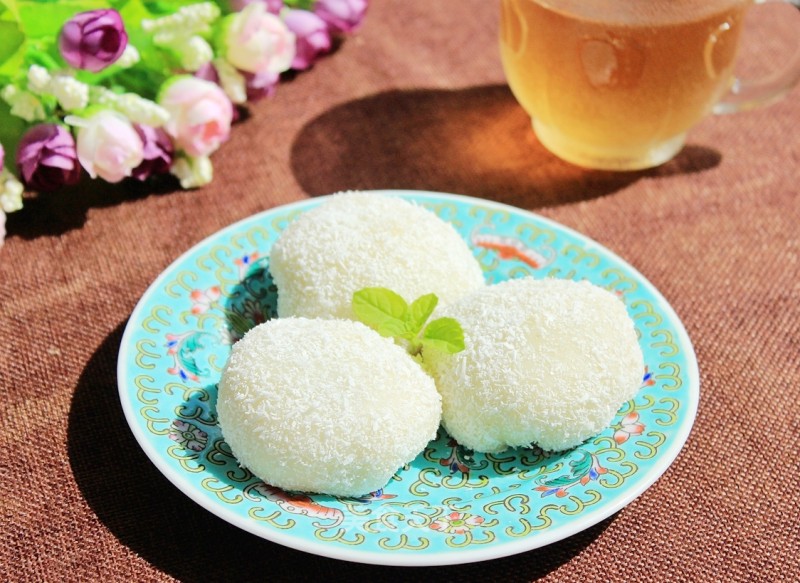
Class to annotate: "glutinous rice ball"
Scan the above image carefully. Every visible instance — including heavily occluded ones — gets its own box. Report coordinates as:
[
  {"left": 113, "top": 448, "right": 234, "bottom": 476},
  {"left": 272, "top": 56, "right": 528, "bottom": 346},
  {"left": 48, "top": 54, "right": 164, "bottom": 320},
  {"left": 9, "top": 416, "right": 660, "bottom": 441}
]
[
  {"left": 269, "top": 192, "right": 485, "bottom": 319},
  {"left": 217, "top": 317, "right": 442, "bottom": 496},
  {"left": 423, "top": 277, "right": 644, "bottom": 453}
]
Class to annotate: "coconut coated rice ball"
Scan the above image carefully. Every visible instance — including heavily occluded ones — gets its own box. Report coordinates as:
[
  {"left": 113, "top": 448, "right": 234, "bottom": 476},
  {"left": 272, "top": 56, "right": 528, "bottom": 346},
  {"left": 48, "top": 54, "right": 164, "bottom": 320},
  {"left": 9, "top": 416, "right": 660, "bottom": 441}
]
[
  {"left": 217, "top": 317, "right": 441, "bottom": 497},
  {"left": 423, "top": 278, "right": 644, "bottom": 453},
  {"left": 269, "top": 192, "right": 485, "bottom": 319}
]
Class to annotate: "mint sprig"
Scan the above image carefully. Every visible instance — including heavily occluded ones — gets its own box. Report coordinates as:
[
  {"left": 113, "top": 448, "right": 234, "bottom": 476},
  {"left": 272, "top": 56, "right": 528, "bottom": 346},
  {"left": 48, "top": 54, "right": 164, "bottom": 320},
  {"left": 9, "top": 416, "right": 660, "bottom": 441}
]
[{"left": 352, "top": 287, "right": 465, "bottom": 357}]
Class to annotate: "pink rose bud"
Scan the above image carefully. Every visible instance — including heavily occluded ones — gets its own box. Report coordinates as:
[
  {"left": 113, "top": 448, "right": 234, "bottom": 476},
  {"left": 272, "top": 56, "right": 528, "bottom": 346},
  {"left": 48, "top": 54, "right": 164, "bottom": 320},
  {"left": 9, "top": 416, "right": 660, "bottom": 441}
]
[
  {"left": 193, "top": 63, "right": 241, "bottom": 122},
  {"left": 244, "top": 70, "right": 279, "bottom": 101},
  {"left": 223, "top": 2, "right": 295, "bottom": 75},
  {"left": 132, "top": 125, "right": 174, "bottom": 181},
  {"left": 59, "top": 9, "right": 128, "bottom": 72},
  {"left": 284, "top": 9, "right": 332, "bottom": 71},
  {"left": 314, "top": 0, "right": 368, "bottom": 34},
  {"left": 72, "top": 110, "right": 144, "bottom": 183},
  {"left": 229, "top": 0, "right": 283, "bottom": 14},
  {"left": 159, "top": 76, "right": 234, "bottom": 158},
  {"left": 16, "top": 124, "right": 82, "bottom": 191}
]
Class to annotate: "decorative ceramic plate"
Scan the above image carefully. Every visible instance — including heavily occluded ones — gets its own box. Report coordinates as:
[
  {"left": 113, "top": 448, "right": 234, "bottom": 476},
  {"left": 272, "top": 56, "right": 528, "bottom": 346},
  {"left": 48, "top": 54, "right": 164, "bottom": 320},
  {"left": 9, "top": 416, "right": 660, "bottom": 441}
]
[{"left": 118, "top": 190, "right": 698, "bottom": 566}]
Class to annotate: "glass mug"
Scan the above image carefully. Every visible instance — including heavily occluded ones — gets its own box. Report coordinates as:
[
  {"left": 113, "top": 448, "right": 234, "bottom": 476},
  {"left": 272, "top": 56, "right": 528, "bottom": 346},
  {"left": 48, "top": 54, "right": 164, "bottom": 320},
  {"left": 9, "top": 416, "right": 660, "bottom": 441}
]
[{"left": 499, "top": 0, "right": 800, "bottom": 170}]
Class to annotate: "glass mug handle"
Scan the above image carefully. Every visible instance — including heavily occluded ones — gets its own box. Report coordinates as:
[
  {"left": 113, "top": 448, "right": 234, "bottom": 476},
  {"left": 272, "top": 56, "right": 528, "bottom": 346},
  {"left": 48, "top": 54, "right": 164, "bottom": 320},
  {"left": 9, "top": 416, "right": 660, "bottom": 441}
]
[{"left": 713, "top": 0, "right": 800, "bottom": 113}]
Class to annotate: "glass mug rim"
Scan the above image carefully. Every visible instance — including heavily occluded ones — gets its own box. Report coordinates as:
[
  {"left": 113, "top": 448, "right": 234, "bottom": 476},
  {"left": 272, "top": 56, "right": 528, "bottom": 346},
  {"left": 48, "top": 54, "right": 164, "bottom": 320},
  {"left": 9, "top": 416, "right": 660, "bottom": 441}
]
[{"left": 517, "top": 0, "right": 755, "bottom": 21}]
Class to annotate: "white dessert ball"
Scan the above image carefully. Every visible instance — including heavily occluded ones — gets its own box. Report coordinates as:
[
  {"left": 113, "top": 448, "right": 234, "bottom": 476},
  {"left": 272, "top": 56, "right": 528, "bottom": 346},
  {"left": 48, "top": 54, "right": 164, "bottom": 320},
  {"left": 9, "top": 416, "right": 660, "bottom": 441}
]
[
  {"left": 423, "top": 278, "right": 644, "bottom": 453},
  {"left": 269, "top": 192, "right": 485, "bottom": 320},
  {"left": 217, "top": 317, "right": 441, "bottom": 497}
]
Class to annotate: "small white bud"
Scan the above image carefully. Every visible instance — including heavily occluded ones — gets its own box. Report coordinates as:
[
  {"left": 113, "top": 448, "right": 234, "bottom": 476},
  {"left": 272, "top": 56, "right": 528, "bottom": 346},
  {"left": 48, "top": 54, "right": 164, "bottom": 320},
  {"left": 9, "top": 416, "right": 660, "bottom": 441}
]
[
  {"left": 213, "top": 59, "right": 247, "bottom": 104},
  {"left": 50, "top": 76, "right": 90, "bottom": 112},
  {"left": 115, "top": 45, "right": 141, "bottom": 68},
  {"left": 1, "top": 85, "right": 19, "bottom": 103},
  {"left": 180, "top": 36, "right": 214, "bottom": 72},
  {"left": 144, "top": 2, "right": 220, "bottom": 38},
  {"left": 0, "top": 171, "right": 24, "bottom": 213},
  {"left": 7, "top": 91, "right": 45, "bottom": 122},
  {"left": 89, "top": 86, "right": 118, "bottom": 107},
  {"left": 116, "top": 94, "right": 170, "bottom": 127},
  {"left": 27, "top": 65, "right": 52, "bottom": 94},
  {"left": 171, "top": 155, "right": 213, "bottom": 189}
]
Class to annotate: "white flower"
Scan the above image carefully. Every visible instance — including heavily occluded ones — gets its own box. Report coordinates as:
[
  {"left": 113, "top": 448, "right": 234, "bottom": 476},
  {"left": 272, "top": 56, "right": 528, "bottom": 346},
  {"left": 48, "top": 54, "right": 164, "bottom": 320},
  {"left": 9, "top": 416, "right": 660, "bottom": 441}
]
[
  {"left": 0, "top": 170, "right": 24, "bottom": 213},
  {"left": 115, "top": 45, "right": 141, "bottom": 68},
  {"left": 0, "top": 170, "right": 23, "bottom": 249},
  {"left": 116, "top": 93, "right": 170, "bottom": 127},
  {"left": 27, "top": 65, "right": 52, "bottom": 94},
  {"left": 143, "top": 2, "right": 220, "bottom": 43},
  {"left": 89, "top": 86, "right": 118, "bottom": 107},
  {"left": 50, "top": 76, "right": 90, "bottom": 112},
  {"left": 87, "top": 87, "right": 169, "bottom": 128},
  {"left": 179, "top": 36, "right": 214, "bottom": 71},
  {"left": 171, "top": 155, "right": 213, "bottom": 189},
  {"left": 1, "top": 86, "right": 45, "bottom": 122},
  {"left": 142, "top": 3, "right": 218, "bottom": 72}
]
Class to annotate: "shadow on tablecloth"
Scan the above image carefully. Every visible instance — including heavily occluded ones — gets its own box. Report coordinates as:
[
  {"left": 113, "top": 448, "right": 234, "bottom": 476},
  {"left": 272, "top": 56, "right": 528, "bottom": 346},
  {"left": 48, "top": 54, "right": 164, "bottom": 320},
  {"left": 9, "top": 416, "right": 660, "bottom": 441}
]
[
  {"left": 6, "top": 173, "right": 182, "bottom": 241},
  {"left": 68, "top": 323, "right": 616, "bottom": 581},
  {"left": 291, "top": 85, "right": 721, "bottom": 209}
]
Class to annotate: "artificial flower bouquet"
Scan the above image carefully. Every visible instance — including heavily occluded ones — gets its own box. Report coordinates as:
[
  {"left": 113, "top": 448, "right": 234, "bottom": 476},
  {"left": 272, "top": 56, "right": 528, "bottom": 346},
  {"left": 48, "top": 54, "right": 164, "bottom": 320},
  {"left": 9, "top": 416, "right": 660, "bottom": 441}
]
[{"left": 0, "top": 0, "right": 367, "bottom": 246}]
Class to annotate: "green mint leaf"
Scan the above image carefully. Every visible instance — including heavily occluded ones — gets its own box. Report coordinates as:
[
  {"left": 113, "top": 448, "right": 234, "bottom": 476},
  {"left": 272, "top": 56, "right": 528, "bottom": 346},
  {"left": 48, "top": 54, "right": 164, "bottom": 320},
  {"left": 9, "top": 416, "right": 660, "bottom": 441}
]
[
  {"left": 353, "top": 288, "right": 467, "bottom": 357},
  {"left": 407, "top": 293, "right": 438, "bottom": 334},
  {"left": 352, "top": 287, "right": 409, "bottom": 338},
  {"left": 421, "top": 317, "right": 465, "bottom": 354}
]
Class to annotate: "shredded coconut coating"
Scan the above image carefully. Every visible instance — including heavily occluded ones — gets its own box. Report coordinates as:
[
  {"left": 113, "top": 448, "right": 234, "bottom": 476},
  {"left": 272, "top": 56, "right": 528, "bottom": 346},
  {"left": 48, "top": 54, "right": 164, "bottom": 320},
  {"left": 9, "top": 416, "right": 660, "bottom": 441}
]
[
  {"left": 269, "top": 192, "right": 486, "bottom": 319},
  {"left": 423, "top": 278, "right": 644, "bottom": 453},
  {"left": 217, "top": 318, "right": 442, "bottom": 497}
]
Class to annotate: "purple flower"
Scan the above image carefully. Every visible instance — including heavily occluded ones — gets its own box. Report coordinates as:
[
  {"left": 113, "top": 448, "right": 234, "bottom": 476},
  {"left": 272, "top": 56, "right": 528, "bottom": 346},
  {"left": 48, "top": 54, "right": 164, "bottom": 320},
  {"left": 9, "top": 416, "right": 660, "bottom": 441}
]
[
  {"left": 59, "top": 9, "right": 128, "bottom": 72},
  {"left": 132, "top": 125, "right": 174, "bottom": 181},
  {"left": 244, "top": 70, "right": 280, "bottom": 101},
  {"left": 228, "top": 0, "right": 283, "bottom": 14},
  {"left": 16, "top": 125, "right": 82, "bottom": 192},
  {"left": 314, "top": 0, "right": 368, "bottom": 34},
  {"left": 284, "top": 9, "right": 332, "bottom": 70},
  {"left": 194, "top": 62, "right": 221, "bottom": 85}
]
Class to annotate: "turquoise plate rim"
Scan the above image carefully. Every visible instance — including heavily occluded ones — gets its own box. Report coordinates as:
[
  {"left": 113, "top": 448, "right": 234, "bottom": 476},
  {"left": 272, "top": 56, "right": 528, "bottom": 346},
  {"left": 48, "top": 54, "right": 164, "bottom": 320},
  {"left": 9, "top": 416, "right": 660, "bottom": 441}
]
[{"left": 117, "top": 189, "right": 699, "bottom": 566}]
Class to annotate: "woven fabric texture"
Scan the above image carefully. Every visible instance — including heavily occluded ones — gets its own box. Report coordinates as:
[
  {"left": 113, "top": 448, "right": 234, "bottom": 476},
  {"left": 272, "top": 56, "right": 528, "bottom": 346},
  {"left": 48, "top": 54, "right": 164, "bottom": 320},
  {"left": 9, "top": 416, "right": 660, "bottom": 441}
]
[{"left": 1, "top": 1, "right": 798, "bottom": 581}]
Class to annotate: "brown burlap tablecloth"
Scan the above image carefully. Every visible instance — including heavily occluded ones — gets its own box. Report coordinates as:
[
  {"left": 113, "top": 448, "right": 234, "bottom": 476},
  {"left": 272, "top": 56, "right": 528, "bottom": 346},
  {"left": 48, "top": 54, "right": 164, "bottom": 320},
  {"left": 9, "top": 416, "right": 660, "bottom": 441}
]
[{"left": 2, "top": 1, "right": 798, "bottom": 581}]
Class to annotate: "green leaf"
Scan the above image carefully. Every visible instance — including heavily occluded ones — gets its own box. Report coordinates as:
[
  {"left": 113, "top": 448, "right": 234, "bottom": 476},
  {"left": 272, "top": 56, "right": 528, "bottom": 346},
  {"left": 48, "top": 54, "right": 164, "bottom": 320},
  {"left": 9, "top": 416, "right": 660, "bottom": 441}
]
[
  {"left": 0, "top": 100, "right": 26, "bottom": 165},
  {"left": 16, "top": 0, "right": 109, "bottom": 39},
  {"left": 283, "top": 0, "right": 314, "bottom": 10},
  {"left": 421, "top": 317, "right": 465, "bottom": 354},
  {"left": 352, "top": 287, "right": 410, "bottom": 338},
  {"left": 0, "top": 2, "right": 25, "bottom": 82},
  {"left": 407, "top": 293, "right": 438, "bottom": 334},
  {"left": 0, "top": 0, "right": 20, "bottom": 20}
]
